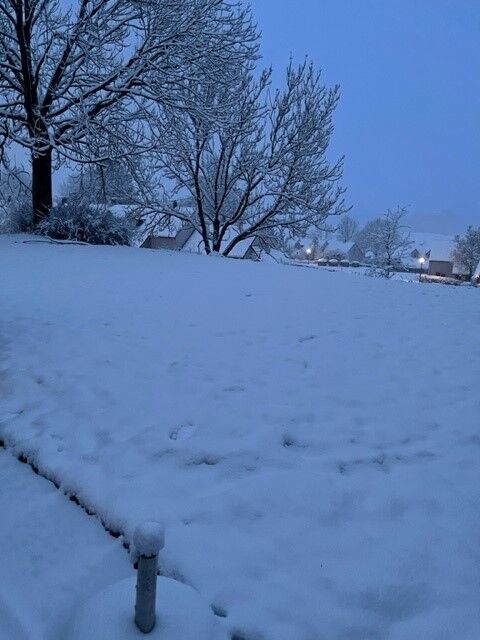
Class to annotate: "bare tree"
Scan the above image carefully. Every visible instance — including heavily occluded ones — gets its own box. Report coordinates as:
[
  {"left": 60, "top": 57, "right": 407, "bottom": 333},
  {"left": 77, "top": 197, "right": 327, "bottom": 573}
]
[
  {"left": 356, "top": 207, "right": 412, "bottom": 273},
  {"left": 0, "top": 0, "right": 257, "bottom": 225},
  {"left": 336, "top": 215, "right": 358, "bottom": 243},
  {"left": 452, "top": 226, "right": 480, "bottom": 279},
  {"left": 150, "top": 60, "right": 348, "bottom": 255}
]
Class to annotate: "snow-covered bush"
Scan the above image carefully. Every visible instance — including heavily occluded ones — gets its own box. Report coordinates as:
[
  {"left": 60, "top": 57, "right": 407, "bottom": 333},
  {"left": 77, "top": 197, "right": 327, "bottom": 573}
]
[
  {"left": 37, "top": 200, "right": 133, "bottom": 245},
  {"left": 0, "top": 201, "right": 32, "bottom": 233},
  {"left": 367, "top": 264, "right": 395, "bottom": 279},
  {"left": 0, "top": 168, "right": 31, "bottom": 232}
]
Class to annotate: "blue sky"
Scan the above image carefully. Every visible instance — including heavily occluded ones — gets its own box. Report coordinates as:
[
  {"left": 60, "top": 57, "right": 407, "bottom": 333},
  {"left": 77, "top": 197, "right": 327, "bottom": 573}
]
[{"left": 251, "top": 0, "right": 480, "bottom": 233}]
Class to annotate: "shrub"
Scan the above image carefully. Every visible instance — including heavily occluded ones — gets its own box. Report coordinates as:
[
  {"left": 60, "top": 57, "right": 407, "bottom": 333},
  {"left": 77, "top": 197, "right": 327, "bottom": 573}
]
[
  {"left": 37, "top": 200, "right": 133, "bottom": 245},
  {"left": 0, "top": 198, "right": 32, "bottom": 232}
]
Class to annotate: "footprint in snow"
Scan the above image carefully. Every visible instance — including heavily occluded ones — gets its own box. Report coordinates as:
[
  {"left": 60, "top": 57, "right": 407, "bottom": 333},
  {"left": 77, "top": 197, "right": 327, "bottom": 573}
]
[
  {"left": 298, "top": 334, "right": 318, "bottom": 343},
  {"left": 169, "top": 424, "right": 197, "bottom": 441},
  {"left": 223, "top": 384, "right": 246, "bottom": 393}
]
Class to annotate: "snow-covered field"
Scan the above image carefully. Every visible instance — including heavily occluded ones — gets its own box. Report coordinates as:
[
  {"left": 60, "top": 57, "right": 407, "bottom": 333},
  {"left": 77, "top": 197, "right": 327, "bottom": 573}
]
[
  {"left": 0, "top": 450, "right": 131, "bottom": 640},
  {"left": 1, "top": 234, "right": 479, "bottom": 639}
]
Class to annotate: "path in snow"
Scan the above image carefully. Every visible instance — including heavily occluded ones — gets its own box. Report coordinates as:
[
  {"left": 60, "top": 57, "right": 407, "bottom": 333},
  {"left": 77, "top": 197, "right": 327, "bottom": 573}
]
[{"left": 0, "top": 449, "right": 132, "bottom": 640}]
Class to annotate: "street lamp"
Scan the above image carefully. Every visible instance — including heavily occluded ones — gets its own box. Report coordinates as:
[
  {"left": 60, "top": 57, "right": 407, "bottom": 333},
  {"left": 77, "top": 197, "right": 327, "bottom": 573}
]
[
  {"left": 418, "top": 256, "right": 425, "bottom": 282},
  {"left": 306, "top": 247, "right": 312, "bottom": 260}
]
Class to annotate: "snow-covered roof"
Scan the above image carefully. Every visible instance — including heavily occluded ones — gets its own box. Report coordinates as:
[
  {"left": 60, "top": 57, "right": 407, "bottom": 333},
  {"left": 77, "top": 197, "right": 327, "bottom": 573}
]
[
  {"left": 88, "top": 203, "right": 137, "bottom": 219},
  {"left": 133, "top": 212, "right": 185, "bottom": 248},
  {"left": 409, "top": 232, "right": 455, "bottom": 262},
  {"left": 324, "top": 238, "right": 355, "bottom": 253},
  {"left": 227, "top": 237, "right": 256, "bottom": 258},
  {"left": 108, "top": 204, "right": 135, "bottom": 219},
  {"left": 180, "top": 229, "right": 204, "bottom": 253}
]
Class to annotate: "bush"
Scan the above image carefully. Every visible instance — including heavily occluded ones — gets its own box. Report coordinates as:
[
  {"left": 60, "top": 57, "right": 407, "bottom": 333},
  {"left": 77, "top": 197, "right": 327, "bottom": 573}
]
[
  {"left": 37, "top": 201, "right": 133, "bottom": 245},
  {"left": 367, "top": 264, "right": 394, "bottom": 279},
  {"left": 0, "top": 199, "right": 32, "bottom": 233}
]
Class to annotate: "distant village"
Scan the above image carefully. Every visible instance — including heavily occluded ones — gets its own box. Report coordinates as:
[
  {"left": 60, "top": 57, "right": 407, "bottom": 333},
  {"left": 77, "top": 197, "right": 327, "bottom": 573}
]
[
  {"left": 1, "top": 171, "right": 479, "bottom": 287},
  {"left": 104, "top": 198, "right": 479, "bottom": 287}
]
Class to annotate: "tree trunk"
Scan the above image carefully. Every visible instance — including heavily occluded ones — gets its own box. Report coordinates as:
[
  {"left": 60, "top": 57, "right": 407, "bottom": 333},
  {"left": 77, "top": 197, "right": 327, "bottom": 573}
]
[{"left": 32, "top": 148, "right": 53, "bottom": 226}]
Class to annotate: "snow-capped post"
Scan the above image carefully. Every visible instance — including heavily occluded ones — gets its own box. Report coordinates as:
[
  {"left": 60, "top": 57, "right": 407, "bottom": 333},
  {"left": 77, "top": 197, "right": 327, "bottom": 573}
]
[{"left": 133, "top": 522, "right": 165, "bottom": 634}]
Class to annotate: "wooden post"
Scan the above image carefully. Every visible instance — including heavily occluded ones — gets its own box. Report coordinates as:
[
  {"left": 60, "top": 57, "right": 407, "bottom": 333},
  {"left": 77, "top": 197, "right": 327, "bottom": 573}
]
[{"left": 133, "top": 522, "right": 165, "bottom": 634}]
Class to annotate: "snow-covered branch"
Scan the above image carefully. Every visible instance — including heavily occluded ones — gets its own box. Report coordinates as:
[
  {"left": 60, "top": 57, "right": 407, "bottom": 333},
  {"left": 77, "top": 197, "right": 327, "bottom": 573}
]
[
  {"left": 152, "top": 59, "right": 348, "bottom": 255},
  {"left": 0, "top": 0, "right": 258, "bottom": 224}
]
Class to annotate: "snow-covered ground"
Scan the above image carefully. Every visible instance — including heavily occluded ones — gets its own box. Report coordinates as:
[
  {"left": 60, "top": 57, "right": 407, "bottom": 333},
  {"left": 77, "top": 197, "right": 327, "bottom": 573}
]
[
  {"left": 0, "top": 450, "right": 131, "bottom": 640},
  {"left": 1, "top": 234, "right": 480, "bottom": 639},
  {"left": 315, "top": 263, "right": 469, "bottom": 285}
]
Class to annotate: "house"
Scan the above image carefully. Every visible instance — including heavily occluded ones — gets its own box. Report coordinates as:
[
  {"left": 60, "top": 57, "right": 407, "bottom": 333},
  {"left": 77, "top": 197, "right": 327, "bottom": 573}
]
[
  {"left": 428, "top": 260, "right": 454, "bottom": 278},
  {"left": 178, "top": 226, "right": 264, "bottom": 260},
  {"left": 408, "top": 233, "right": 469, "bottom": 279},
  {"left": 134, "top": 204, "right": 188, "bottom": 249},
  {"left": 286, "top": 232, "right": 365, "bottom": 263},
  {"left": 138, "top": 217, "right": 264, "bottom": 261},
  {"left": 140, "top": 227, "right": 178, "bottom": 250},
  {"left": 139, "top": 218, "right": 193, "bottom": 251},
  {"left": 322, "top": 237, "right": 366, "bottom": 263},
  {"left": 227, "top": 236, "right": 263, "bottom": 261}
]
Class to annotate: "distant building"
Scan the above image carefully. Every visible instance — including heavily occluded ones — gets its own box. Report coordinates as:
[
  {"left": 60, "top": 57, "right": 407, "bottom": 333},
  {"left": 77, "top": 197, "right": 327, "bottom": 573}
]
[
  {"left": 140, "top": 226, "right": 179, "bottom": 250},
  {"left": 138, "top": 217, "right": 264, "bottom": 261},
  {"left": 286, "top": 233, "right": 365, "bottom": 263},
  {"left": 428, "top": 260, "right": 454, "bottom": 278},
  {"left": 408, "top": 232, "right": 469, "bottom": 279},
  {"left": 322, "top": 238, "right": 366, "bottom": 263},
  {"left": 177, "top": 226, "right": 264, "bottom": 260}
]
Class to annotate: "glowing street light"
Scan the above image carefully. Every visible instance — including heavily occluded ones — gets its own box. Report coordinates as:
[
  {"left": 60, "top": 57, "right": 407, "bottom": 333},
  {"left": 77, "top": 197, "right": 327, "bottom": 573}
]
[
  {"left": 306, "top": 247, "right": 313, "bottom": 260},
  {"left": 418, "top": 256, "right": 426, "bottom": 282}
]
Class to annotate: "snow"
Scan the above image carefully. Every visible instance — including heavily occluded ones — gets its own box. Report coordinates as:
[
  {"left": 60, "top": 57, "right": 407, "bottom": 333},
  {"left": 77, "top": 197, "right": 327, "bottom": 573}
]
[
  {"left": 324, "top": 237, "right": 355, "bottom": 252},
  {"left": 134, "top": 213, "right": 185, "bottom": 248},
  {"left": 0, "top": 449, "right": 131, "bottom": 640},
  {"left": 225, "top": 237, "right": 256, "bottom": 258},
  {"left": 70, "top": 577, "right": 228, "bottom": 640},
  {"left": 1, "top": 233, "right": 480, "bottom": 639},
  {"left": 473, "top": 259, "right": 480, "bottom": 280},
  {"left": 133, "top": 522, "right": 165, "bottom": 557}
]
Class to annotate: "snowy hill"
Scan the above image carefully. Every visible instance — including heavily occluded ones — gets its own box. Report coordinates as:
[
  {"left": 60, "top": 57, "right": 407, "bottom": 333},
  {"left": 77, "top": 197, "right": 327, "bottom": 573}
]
[{"left": 1, "top": 234, "right": 479, "bottom": 639}]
